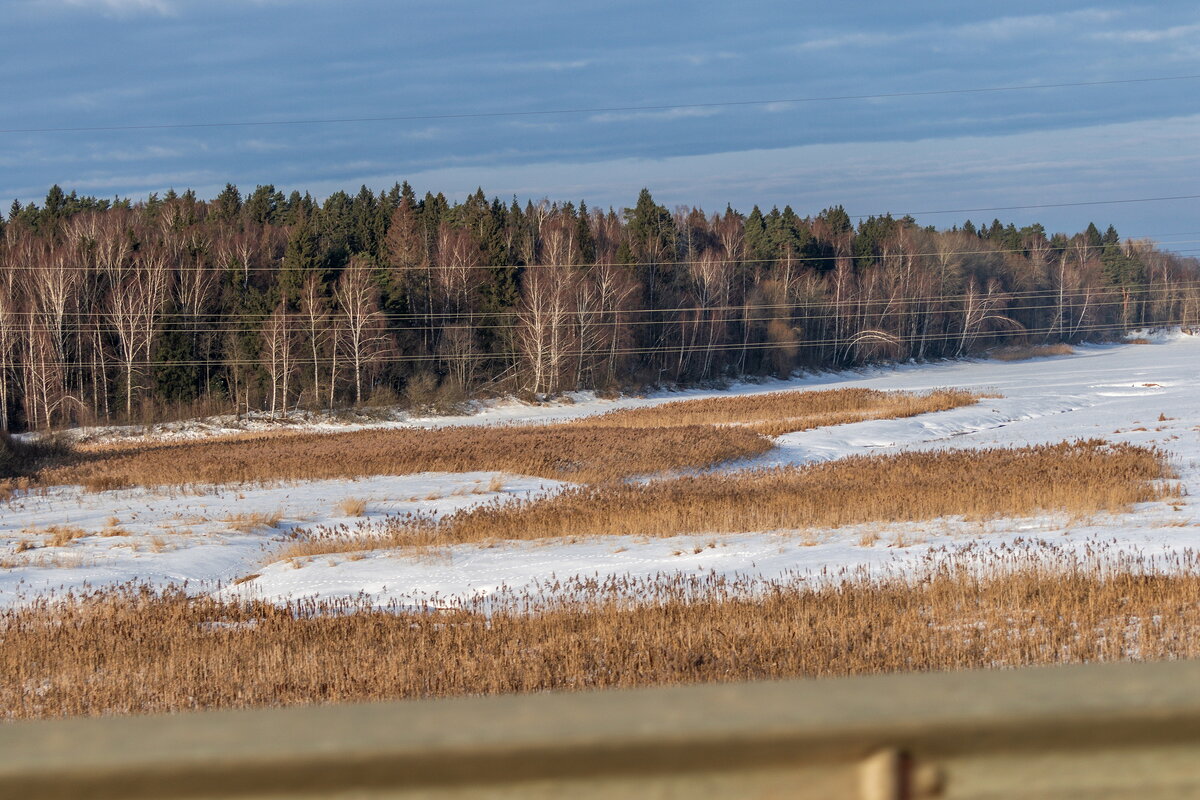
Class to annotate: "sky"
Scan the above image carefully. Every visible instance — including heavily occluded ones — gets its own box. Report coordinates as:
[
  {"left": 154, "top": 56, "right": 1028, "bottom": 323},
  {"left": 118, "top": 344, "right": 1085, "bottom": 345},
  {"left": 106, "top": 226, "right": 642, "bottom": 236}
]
[{"left": 3, "top": 0, "right": 1199, "bottom": 247}]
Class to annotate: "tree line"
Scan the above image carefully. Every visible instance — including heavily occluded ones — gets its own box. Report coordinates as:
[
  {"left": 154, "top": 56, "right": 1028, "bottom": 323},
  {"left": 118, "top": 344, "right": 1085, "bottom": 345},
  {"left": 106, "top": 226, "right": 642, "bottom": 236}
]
[{"left": 1, "top": 183, "right": 1197, "bottom": 431}]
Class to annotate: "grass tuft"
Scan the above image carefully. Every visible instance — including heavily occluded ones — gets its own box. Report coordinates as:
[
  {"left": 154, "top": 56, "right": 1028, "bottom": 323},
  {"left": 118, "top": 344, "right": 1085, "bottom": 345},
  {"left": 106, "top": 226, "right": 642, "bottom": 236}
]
[
  {"left": 223, "top": 511, "right": 283, "bottom": 533},
  {"left": 335, "top": 497, "right": 368, "bottom": 517}
]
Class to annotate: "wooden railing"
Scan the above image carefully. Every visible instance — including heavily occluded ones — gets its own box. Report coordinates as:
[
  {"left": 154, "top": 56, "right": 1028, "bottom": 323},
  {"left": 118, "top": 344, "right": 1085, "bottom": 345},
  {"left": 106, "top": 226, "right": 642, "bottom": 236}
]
[{"left": 3, "top": 659, "right": 1200, "bottom": 798}]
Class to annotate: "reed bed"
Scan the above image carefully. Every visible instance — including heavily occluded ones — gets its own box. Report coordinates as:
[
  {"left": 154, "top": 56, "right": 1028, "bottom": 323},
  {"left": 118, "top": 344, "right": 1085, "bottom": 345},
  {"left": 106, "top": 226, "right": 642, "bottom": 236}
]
[
  {"left": 31, "top": 388, "right": 985, "bottom": 491},
  {"left": 988, "top": 343, "right": 1076, "bottom": 361},
  {"left": 585, "top": 387, "right": 982, "bottom": 436},
  {"left": 5, "top": 544, "right": 1200, "bottom": 720},
  {"left": 285, "top": 441, "right": 1175, "bottom": 557},
  {"left": 41, "top": 424, "right": 773, "bottom": 490}
]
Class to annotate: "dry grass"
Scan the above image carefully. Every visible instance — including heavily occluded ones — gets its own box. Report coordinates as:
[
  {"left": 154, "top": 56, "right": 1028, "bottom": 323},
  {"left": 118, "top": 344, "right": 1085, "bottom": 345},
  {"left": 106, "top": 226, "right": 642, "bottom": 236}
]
[
  {"left": 1128, "top": 337, "right": 1153, "bottom": 345},
  {"left": 584, "top": 387, "right": 982, "bottom": 437},
  {"left": 38, "top": 525, "right": 89, "bottom": 548},
  {"left": 44, "top": 424, "right": 774, "bottom": 490},
  {"left": 335, "top": 497, "right": 368, "bottom": 517},
  {"left": 988, "top": 343, "right": 1075, "bottom": 361},
  {"left": 36, "top": 389, "right": 987, "bottom": 491},
  {"left": 285, "top": 441, "right": 1175, "bottom": 557},
  {"left": 0, "top": 550, "right": 93, "bottom": 570},
  {"left": 222, "top": 511, "right": 283, "bottom": 533},
  {"left": 858, "top": 529, "right": 881, "bottom": 547},
  {"left": 5, "top": 545, "right": 1200, "bottom": 720}
]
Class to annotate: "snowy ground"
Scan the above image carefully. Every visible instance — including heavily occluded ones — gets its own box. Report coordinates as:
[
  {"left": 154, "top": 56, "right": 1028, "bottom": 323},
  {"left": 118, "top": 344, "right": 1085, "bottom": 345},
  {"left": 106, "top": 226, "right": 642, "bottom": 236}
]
[
  {"left": 0, "top": 473, "right": 561, "bottom": 606},
  {"left": 3, "top": 333, "right": 1198, "bottom": 608}
]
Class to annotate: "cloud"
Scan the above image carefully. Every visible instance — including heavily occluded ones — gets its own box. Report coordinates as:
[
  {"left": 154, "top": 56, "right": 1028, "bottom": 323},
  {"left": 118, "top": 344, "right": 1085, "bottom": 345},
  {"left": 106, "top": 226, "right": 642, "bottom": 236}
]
[
  {"left": 793, "top": 31, "right": 898, "bottom": 51},
  {"left": 45, "top": 0, "right": 316, "bottom": 14},
  {"left": 794, "top": 9, "right": 1125, "bottom": 51},
  {"left": 1092, "top": 23, "right": 1200, "bottom": 43},
  {"left": 54, "top": 0, "right": 177, "bottom": 15},
  {"left": 950, "top": 9, "right": 1120, "bottom": 41},
  {"left": 588, "top": 107, "right": 722, "bottom": 124},
  {"left": 285, "top": 112, "right": 1200, "bottom": 240},
  {"left": 498, "top": 59, "right": 592, "bottom": 72}
]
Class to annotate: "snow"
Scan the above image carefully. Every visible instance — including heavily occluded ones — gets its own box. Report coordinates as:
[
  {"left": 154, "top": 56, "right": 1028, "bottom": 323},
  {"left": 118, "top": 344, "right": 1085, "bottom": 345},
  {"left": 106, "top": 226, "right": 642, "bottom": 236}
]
[
  {"left": 43, "top": 384, "right": 812, "bottom": 446},
  {"left": 0, "top": 473, "right": 561, "bottom": 606},
  {"left": 4, "top": 333, "right": 1198, "bottom": 609}
]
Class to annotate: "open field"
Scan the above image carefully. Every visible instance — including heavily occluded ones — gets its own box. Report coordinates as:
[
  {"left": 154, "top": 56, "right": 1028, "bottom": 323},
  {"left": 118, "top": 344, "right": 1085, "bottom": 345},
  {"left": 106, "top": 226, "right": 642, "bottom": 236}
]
[
  {"left": 1, "top": 334, "right": 1197, "bottom": 611},
  {"left": 2, "top": 334, "right": 1199, "bottom": 721},
  {"left": 6, "top": 545, "right": 1200, "bottom": 720},
  {"left": 283, "top": 440, "right": 1175, "bottom": 556}
]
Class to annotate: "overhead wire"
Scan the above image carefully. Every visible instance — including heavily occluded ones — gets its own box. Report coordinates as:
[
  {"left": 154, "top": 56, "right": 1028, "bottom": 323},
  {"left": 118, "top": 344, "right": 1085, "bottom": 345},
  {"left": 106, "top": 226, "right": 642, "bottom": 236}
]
[
  {"left": 6, "top": 293, "right": 1199, "bottom": 338},
  {"left": 5, "top": 279, "right": 1200, "bottom": 327},
  {"left": 14, "top": 319, "right": 1187, "bottom": 371}
]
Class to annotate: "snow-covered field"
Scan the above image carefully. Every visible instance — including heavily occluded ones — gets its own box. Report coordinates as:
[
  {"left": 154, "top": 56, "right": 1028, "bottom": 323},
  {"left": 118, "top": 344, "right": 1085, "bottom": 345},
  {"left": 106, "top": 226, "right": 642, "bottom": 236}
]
[{"left": 3, "top": 333, "right": 1197, "bottom": 609}]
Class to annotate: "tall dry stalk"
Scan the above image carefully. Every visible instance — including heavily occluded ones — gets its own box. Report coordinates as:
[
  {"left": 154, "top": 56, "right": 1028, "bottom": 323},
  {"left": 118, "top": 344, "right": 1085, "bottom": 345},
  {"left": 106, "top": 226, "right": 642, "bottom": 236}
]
[
  {"left": 5, "top": 545, "right": 1200, "bottom": 720},
  {"left": 285, "top": 440, "right": 1175, "bottom": 556}
]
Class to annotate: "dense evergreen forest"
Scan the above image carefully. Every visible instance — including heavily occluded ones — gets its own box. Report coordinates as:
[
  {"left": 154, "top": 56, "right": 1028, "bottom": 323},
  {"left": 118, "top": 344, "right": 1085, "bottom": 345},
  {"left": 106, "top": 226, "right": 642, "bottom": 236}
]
[{"left": 1, "top": 183, "right": 1197, "bottom": 431}]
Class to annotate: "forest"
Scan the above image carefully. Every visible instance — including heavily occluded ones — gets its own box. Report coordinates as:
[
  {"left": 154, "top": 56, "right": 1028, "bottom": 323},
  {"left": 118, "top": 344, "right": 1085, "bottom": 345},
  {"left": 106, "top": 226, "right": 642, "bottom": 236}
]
[{"left": 1, "top": 183, "right": 1197, "bottom": 431}]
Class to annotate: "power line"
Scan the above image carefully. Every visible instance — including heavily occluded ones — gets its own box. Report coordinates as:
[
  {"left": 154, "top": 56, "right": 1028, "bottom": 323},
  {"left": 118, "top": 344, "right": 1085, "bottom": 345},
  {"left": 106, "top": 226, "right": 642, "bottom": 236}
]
[
  {"left": 5, "top": 297, "right": 1176, "bottom": 339},
  {"left": 13, "top": 319, "right": 1180, "bottom": 371},
  {"left": 4, "top": 75, "right": 1200, "bottom": 135},
  {"left": 5, "top": 280, "right": 1200, "bottom": 324}
]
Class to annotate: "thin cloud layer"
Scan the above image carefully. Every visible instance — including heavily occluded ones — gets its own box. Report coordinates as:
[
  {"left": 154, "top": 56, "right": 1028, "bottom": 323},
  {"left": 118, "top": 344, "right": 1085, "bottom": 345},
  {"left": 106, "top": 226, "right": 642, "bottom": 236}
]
[
  {"left": 5, "top": 0, "right": 1200, "bottom": 240},
  {"left": 53, "top": 0, "right": 176, "bottom": 15}
]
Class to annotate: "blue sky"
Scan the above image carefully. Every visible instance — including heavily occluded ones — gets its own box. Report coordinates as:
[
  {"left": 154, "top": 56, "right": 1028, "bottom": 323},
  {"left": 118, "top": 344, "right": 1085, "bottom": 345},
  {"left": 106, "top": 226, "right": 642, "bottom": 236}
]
[{"left": 4, "top": 0, "right": 1199, "bottom": 245}]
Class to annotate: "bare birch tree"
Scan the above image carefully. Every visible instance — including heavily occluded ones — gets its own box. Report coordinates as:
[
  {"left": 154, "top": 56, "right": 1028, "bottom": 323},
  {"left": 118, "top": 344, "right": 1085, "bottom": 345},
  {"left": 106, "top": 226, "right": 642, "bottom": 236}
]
[
  {"left": 334, "top": 256, "right": 388, "bottom": 405},
  {"left": 105, "top": 243, "right": 169, "bottom": 418},
  {"left": 299, "top": 274, "right": 331, "bottom": 407},
  {"left": 260, "top": 303, "right": 296, "bottom": 416}
]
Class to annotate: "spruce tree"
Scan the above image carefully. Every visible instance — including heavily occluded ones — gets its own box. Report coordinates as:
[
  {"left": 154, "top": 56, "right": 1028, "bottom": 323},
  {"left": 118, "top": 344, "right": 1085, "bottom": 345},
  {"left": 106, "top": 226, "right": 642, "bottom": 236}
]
[
  {"left": 212, "top": 184, "right": 242, "bottom": 222},
  {"left": 576, "top": 200, "right": 596, "bottom": 264}
]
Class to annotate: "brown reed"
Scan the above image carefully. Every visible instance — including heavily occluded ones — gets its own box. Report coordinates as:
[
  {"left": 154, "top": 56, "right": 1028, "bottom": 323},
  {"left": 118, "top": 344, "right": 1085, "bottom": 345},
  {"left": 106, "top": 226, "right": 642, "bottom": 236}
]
[
  {"left": 583, "top": 387, "right": 981, "bottom": 436},
  {"left": 42, "top": 424, "right": 773, "bottom": 490},
  {"left": 988, "top": 343, "right": 1075, "bottom": 361},
  {"left": 4, "top": 544, "right": 1200, "bottom": 720},
  {"left": 284, "top": 440, "right": 1175, "bottom": 557},
  {"left": 36, "top": 388, "right": 982, "bottom": 491}
]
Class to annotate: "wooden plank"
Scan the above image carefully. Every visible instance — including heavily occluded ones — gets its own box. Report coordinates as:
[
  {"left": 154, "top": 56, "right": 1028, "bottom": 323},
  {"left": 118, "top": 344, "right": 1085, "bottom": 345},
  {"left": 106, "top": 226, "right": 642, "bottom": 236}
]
[{"left": 3, "top": 660, "right": 1200, "bottom": 798}]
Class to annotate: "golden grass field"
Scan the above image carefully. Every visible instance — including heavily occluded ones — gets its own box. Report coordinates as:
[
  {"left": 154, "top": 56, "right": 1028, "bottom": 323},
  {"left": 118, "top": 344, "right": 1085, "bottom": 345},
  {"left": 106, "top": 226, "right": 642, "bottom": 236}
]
[
  {"left": 583, "top": 387, "right": 982, "bottom": 436},
  {"left": 32, "top": 387, "right": 982, "bottom": 491},
  {"left": 283, "top": 440, "right": 1176, "bottom": 557},
  {"left": 44, "top": 424, "right": 771, "bottom": 490},
  {"left": 5, "top": 547, "right": 1199, "bottom": 720}
]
